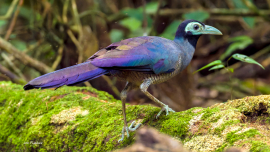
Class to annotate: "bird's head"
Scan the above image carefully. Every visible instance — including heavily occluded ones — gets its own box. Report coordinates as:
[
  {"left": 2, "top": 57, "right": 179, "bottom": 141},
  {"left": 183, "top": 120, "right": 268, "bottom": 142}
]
[{"left": 174, "top": 19, "right": 222, "bottom": 47}]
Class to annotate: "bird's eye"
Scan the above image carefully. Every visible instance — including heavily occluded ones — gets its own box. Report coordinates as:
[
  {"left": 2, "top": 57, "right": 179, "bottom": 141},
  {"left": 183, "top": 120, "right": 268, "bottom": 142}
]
[{"left": 193, "top": 24, "right": 199, "bottom": 30}]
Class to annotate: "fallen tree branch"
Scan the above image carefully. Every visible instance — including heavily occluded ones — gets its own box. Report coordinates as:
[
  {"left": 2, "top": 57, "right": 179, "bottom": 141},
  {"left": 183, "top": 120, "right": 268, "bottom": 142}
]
[
  {"left": 108, "top": 8, "right": 270, "bottom": 22},
  {"left": 0, "top": 37, "right": 52, "bottom": 74},
  {"left": 1, "top": 82, "right": 270, "bottom": 151}
]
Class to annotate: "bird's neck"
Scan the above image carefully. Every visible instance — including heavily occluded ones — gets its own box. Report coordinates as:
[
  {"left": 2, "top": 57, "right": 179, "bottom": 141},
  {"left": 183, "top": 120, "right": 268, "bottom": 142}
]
[
  {"left": 174, "top": 34, "right": 200, "bottom": 49},
  {"left": 173, "top": 35, "right": 200, "bottom": 70}
]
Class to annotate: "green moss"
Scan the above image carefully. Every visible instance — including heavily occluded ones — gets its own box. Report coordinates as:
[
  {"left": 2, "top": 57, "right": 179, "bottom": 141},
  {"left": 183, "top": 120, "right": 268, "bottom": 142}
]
[
  {"left": 0, "top": 81, "right": 197, "bottom": 151},
  {"left": 201, "top": 107, "right": 220, "bottom": 121},
  {"left": 159, "top": 108, "right": 197, "bottom": 138},
  {"left": 250, "top": 141, "right": 270, "bottom": 152},
  {"left": 0, "top": 81, "right": 152, "bottom": 151},
  {"left": 214, "top": 120, "right": 241, "bottom": 134},
  {"left": 226, "top": 129, "right": 260, "bottom": 144},
  {"left": 215, "top": 143, "right": 228, "bottom": 152},
  {"left": 1, "top": 82, "right": 270, "bottom": 152}
]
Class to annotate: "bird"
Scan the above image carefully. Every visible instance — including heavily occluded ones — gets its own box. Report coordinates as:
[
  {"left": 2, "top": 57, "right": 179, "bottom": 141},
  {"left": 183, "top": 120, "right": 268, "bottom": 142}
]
[{"left": 23, "top": 19, "right": 222, "bottom": 142}]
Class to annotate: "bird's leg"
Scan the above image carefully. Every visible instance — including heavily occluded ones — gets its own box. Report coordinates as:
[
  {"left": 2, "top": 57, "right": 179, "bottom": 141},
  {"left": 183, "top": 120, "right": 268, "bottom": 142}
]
[
  {"left": 118, "top": 82, "right": 141, "bottom": 142},
  {"left": 140, "top": 80, "right": 175, "bottom": 119}
]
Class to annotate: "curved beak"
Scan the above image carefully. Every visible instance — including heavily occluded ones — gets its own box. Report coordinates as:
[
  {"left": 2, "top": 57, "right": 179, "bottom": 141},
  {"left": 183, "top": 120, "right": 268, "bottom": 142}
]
[{"left": 201, "top": 25, "right": 222, "bottom": 35}]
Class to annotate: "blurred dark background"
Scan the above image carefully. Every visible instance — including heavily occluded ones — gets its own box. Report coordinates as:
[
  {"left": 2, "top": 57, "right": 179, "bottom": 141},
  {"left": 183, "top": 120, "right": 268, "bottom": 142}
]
[{"left": 0, "top": 0, "right": 270, "bottom": 111}]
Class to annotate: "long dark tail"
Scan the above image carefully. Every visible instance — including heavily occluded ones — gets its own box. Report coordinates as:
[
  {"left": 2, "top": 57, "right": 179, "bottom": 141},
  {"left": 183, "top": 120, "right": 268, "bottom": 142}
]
[{"left": 23, "top": 62, "right": 109, "bottom": 90}]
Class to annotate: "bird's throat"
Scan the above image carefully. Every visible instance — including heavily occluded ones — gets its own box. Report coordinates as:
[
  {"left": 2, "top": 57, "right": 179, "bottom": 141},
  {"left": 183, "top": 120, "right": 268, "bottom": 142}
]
[
  {"left": 174, "top": 35, "right": 200, "bottom": 49},
  {"left": 174, "top": 36, "right": 200, "bottom": 70}
]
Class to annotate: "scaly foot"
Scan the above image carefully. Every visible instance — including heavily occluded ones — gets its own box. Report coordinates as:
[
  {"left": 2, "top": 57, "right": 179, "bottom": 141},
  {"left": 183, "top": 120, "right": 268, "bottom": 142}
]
[
  {"left": 156, "top": 105, "right": 175, "bottom": 119},
  {"left": 118, "top": 121, "right": 142, "bottom": 142}
]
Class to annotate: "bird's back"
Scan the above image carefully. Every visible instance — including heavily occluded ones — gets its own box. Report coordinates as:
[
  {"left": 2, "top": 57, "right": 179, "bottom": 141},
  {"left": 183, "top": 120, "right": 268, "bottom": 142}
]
[{"left": 94, "top": 36, "right": 186, "bottom": 84}]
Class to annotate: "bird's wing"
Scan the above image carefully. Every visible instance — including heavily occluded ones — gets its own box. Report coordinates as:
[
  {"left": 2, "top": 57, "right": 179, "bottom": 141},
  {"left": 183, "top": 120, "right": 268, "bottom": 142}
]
[{"left": 88, "top": 36, "right": 179, "bottom": 74}]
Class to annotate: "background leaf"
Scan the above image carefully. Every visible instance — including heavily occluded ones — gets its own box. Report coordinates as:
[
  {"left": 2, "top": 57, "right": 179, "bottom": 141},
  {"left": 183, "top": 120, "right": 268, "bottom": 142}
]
[
  {"left": 232, "top": 54, "right": 264, "bottom": 69},
  {"left": 10, "top": 40, "right": 27, "bottom": 51},
  {"left": 193, "top": 60, "right": 223, "bottom": 74},
  {"left": 145, "top": 2, "right": 158, "bottom": 14},
  {"left": 228, "top": 68, "right": 234, "bottom": 73},
  {"left": 120, "top": 17, "right": 142, "bottom": 31},
  {"left": 209, "top": 65, "right": 225, "bottom": 71},
  {"left": 121, "top": 7, "right": 153, "bottom": 28},
  {"left": 159, "top": 20, "right": 181, "bottom": 40},
  {"left": 110, "top": 29, "right": 124, "bottom": 43},
  {"left": 220, "top": 36, "right": 253, "bottom": 60},
  {"left": 121, "top": 8, "right": 143, "bottom": 21},
  {"left": 232, "top": 0, "right": 255, "bottom": 28},
  {"left": 0, "top": 20, "right": 7, "bottom": 27}
]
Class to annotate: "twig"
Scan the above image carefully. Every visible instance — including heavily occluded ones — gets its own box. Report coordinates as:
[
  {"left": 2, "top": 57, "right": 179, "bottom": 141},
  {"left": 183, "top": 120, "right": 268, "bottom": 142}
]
[
  {"left": 0, "top": 37, "right": 52, "bottom": 74},
  {"left": 102, "top": 75, "right": 120, "bottom": 97},
  {"left": 200, "top": 44, "right": 270, "bottom": 82},
  {"left": 0, "top": 63, "right": 26, "bottom": 84},
  {"left": 3, "top": 40, "right": 43, "bottom": 64},
  {"left": 1, "top": 53, "right": 25, "bottom": 80},
  {"left": 84, "top": 81, "right": 92, "bottom": 87},
  {"left": 78, "top": 10, "right": 107, "bottom": 20},
  {"left": 105, "top": 0, "right": 119, "bottom": 13},
  {"left": 149, "top": 0, "right": 163, "bottom": 36},
  {"left": 1, "top": 0, "right": 27, "bottom": 83},
  {"left": 4, "top": 0, "right": 24, "bottom": 40},
  {"left": 51, "top": 45, "right": 64, "bottom": 70},
  {"left": 267, "top": 0, "right": 270, "bottom": 9},
  {"left": 241, "top": 0, "right": 269, "bottom": 21},
  {"left": 225, "top": 0, "right": 249, "bottom": 30},
  {"left": 107, "top": 8, "right": 270, "bottom": 22},
  {"left": 159, "top": 8, "right": 270, "bottom": 16},
  {"left": 41, "top": 0, "right": 51, "bottom": 18},
  {"left": 142, "top": 0, "right": 148, "bottom": 36},
  {"left": 67, "top": 29, "right": 82, "bottom": 58},
  {"left": 0, "top": 0, "right": 19, "bottom": 20},
  {"left": 62, "top": 0, "right": 69, "bottom": 23},
  {"left": 66, "top": 30, "right": 91, "bottom": 87},
  {"left": 208, "top": 16, "right": 263, "bottom": 23},
  {"left": 188, "top": 0, "right": 203, "bottom": 9},
  {"left": 71, "top": 0, "right": 83, "bottom": 64}
]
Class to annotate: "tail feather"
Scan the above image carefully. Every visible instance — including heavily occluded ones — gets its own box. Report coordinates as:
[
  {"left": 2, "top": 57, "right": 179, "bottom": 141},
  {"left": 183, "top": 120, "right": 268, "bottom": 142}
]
[{"left": 24, "top": 62, "right": 108, "bottom": 90}]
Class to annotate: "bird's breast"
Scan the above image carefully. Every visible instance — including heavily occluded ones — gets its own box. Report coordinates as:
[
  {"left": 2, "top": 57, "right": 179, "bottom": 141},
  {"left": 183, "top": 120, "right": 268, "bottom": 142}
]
[{"left": 110, "top": 59, "right": 182, "bottom": 84}]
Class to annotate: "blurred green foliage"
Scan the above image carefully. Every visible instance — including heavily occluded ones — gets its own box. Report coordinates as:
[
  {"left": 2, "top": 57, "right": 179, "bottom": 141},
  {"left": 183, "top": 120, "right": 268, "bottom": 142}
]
[
  {"left": 10, "top": 40, "right": 27, "bottom": 51},
  {"left": 195, "top": 53, "right": 264, "bottom": 74},
  {"left": 220, "top": 36, "right": 253, "bottom": 60},
  {"left": 160, "top": 20, "right": 181, "bottom": 40},
  {"left": 232, "top": 53, "right": 264, "bottom": 69},
  {"left": 183, "top": 11, "right": 210, "bottom": 22},
  {"left": 0, "top": 0, "right": 269, "bottom": 100},
  {"left": 232, "top": 0, "right": 255, "bottom": 28},
  {"left": 110, "top": 29, "right": 124, "bottom": 43}
]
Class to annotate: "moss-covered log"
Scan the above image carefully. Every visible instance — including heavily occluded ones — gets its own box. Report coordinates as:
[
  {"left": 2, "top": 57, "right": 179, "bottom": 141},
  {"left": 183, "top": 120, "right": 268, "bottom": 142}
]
[{"left": 0, "top": 81, "right": 269, "bottom": 151}]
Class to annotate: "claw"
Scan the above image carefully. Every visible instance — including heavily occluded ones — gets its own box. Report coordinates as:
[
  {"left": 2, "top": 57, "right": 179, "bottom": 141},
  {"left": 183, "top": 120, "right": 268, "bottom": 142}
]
[
  {"left": 118, "top": 121, "right": 142, "bottom": 142},
  {"left": 156, "top": 105, "right": 175, "bottom": 119},
  {"left": 129, "top": 121, "right": 142, "bottom": 131},
  {"left": 118, "top": 126, "right": 129, "bottom": 142}
]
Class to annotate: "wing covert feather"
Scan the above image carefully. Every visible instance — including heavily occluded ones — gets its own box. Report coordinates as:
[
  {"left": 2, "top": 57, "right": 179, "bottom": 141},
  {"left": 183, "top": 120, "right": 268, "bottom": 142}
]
[{"left": 89, "top": 36, "right": 180, "bottom": 74}]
